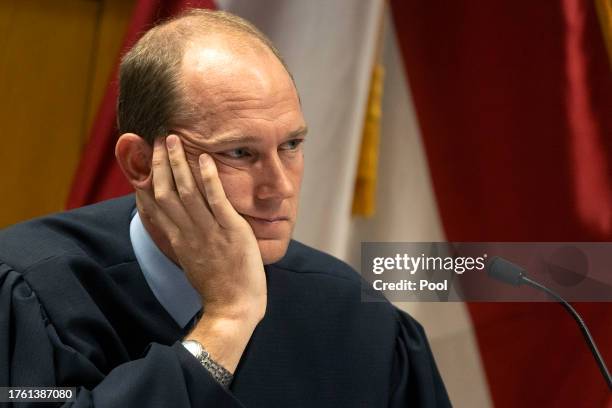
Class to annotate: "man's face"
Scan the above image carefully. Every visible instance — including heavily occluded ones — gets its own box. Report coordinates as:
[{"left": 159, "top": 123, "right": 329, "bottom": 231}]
[{"left": 175, "top": 40, "right": 306, "bottom": 264}]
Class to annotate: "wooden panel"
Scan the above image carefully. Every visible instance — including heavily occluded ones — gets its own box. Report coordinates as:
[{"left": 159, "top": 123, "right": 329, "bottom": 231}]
[
  {"left": 0, "top": 0, "right": 134, "bottom": 228},
  {"left": 595, "top": 0, "right": 612, "bottom": 68}
]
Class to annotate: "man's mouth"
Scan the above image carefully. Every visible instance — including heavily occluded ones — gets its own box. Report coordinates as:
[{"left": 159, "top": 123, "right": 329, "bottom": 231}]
[{"left": 240, "top": 214, "right": 290, "bottom": 223}]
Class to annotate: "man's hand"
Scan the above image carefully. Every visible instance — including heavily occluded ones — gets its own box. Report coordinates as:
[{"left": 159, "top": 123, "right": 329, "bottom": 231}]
[{"left": 136, "top": 134, "right": 266, "bottom": 373}]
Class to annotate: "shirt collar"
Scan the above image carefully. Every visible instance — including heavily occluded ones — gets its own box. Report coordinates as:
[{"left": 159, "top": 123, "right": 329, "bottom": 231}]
[{"left": 129, "top": 211, "right": 202, "bottom": 329}]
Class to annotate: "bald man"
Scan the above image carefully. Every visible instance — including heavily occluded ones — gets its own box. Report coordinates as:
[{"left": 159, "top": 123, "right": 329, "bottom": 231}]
[{"left": 0, "top": 10, "right": 450, "bottom": 407}]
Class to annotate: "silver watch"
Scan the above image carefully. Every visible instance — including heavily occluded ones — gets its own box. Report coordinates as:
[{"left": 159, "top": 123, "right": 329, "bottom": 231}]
[{"left": 182, "top": 340, "right": 234, "bottom": 388}]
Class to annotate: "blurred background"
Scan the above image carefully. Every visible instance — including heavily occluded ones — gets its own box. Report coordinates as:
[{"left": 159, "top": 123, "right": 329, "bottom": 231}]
[{"left": 1, "top": 0, "right": 611, "bottom": 406}]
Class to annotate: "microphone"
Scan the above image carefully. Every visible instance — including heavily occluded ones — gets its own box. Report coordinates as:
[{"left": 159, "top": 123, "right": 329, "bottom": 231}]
[{"left": 487, "top": 256, "right": 612, "bottom": 391}]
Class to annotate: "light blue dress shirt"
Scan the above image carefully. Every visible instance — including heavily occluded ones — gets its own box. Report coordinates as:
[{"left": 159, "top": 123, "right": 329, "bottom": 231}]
[{"left": 129, "top": 211, "right": 202, "bottom": 329}]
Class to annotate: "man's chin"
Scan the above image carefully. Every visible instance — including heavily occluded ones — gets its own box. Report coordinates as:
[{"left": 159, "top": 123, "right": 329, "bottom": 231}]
[{"left": 257, "top": 237, "right": 290, "bottom": 265}]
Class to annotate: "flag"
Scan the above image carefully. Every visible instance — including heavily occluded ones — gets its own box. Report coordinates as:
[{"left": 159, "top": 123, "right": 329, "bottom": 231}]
[
  {"left": 390, "top": 0, "right": 612, "bottom": 406},
  {"left": 66, "top": 0, "right": 216, "bottom": 209}
]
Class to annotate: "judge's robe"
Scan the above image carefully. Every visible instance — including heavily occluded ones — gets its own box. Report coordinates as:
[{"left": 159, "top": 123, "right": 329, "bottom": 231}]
[{"left": 0, "top": 195, "right": 451, "bottom": 407}]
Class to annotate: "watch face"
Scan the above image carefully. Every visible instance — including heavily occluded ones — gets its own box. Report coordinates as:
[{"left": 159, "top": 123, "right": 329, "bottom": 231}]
[{"left": 183, "top": 340, "right": 202, "bottom": 357}]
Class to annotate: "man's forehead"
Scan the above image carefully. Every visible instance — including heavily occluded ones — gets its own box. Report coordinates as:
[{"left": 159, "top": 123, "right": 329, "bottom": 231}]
[
  {"left": 181, "top": 34, "right": 276, "bottom": 77},
  {"left": 207, "top": 125, "right": 308, "bottom": 146},
  {"left": 181, "top": 114, "right": 307, "bottom": 147},
  {"left": 181, "top": 43, "right": 290, "bottom": 104},
  {"left": 183, "top": 45, "right": 236, "bottom": 73},
  {"left": 174, "top": 34, "right": 303, "bottom": 147}
]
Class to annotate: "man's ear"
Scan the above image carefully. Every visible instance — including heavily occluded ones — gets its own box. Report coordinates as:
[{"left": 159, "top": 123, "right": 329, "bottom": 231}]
[{"left": 115, "top": 133, "right": 153, "bottom": 190}]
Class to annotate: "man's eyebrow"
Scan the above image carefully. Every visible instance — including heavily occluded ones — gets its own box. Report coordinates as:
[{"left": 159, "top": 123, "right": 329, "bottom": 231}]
[
  {"left": 207, "top": 134, "right": 259, "bottom": 146},
  {"left": 287, "top": 126, "right": 308, "bottom": 139},
  {"left": 208, "top": 126, "right": 308, "bottom": 147}
]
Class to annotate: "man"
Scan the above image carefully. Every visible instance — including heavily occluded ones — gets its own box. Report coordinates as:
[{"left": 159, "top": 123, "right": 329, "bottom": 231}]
[{"left": 0, "top": 9, "right": 450, "bottom": 407}]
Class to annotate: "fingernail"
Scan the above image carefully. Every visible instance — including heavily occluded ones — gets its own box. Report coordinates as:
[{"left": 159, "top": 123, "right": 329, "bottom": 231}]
[
  {"left": 199, "top": 153, "right": 210, "bottom": 166},
  {"left": 166, "top": 135, "right": 177, "bottom": 149}
]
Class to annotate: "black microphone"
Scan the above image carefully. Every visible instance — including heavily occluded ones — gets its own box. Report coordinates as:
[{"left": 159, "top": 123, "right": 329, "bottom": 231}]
[{"left": 487, "top": 256, "right": 612, "bottom": 391}]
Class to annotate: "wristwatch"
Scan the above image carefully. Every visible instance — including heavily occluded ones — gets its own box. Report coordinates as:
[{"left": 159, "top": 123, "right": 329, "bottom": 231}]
[{"left": 181, "top": 339, "right": 234, "bottom": 388}]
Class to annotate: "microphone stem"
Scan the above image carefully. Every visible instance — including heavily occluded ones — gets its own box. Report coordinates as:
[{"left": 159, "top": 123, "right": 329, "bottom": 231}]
[{"left": 522, "top": 276, "right": 612, "bottom": 391}]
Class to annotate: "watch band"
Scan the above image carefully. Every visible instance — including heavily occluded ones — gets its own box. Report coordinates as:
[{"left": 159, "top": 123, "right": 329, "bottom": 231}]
[{"left": 182, "top": 339, "right": 234, "bottom": 388}]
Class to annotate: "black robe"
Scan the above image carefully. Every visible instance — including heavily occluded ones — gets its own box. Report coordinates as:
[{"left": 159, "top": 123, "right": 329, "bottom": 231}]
[{"left": 0, "top": 195, "right": 450, "bottom": 407}]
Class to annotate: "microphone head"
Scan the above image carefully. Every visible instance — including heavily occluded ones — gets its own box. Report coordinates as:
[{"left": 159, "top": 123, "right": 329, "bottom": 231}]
[{"left": 487, "top": 256, "right": 526, "bottom": 286}]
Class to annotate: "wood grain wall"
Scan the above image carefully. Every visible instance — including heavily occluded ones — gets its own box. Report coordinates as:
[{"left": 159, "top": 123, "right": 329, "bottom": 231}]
[{"left": 0, "top": 0, "right": 134, "bottom": 227}]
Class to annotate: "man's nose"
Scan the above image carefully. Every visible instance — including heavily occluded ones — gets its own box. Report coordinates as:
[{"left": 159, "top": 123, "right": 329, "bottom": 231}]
[{"left": 255, "top": 155, "right": 295, "bottom": 200}]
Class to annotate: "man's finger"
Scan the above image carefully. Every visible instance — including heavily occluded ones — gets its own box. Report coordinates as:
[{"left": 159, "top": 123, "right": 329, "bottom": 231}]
[
  {"left": 198, "top": 153, "right": 240, "bottom": 229},
  {"left": 151, "top": 137, "right": 192, "bottom": 229},
  {"left": 135, "top": 187, "right": 179, "bottom": 239},
  {"left": 166, "top": 134, "right": 214, "bottom": 229}
]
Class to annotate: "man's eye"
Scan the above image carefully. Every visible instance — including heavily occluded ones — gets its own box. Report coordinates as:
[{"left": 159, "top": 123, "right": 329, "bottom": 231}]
[
  {"left": 280, "top": 139, "right": 304, "bottom": 151},
  {"left": 222, "top": 148, "right": 251, "bottom": 159}
]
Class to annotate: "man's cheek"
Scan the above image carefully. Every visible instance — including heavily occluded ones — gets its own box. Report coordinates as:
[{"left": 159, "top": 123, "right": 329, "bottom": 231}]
[{"left": 216, "top": 172, "right": 253, "bottom": 213}]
